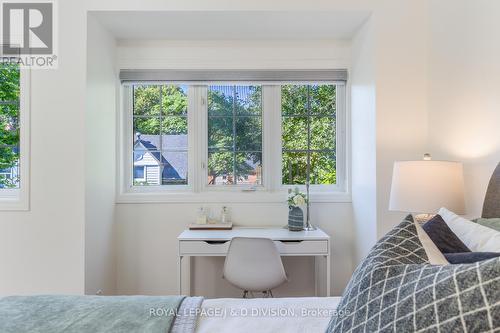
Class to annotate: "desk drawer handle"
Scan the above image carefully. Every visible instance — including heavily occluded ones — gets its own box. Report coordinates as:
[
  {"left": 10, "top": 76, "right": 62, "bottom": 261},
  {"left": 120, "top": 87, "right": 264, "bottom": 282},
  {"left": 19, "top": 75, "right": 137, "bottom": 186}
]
[
  {"left": 279, "top": 240, "right": 304, "bottom": 244},
  {"left": 204, "top": 241, "right": 229, "bottom": 245}
]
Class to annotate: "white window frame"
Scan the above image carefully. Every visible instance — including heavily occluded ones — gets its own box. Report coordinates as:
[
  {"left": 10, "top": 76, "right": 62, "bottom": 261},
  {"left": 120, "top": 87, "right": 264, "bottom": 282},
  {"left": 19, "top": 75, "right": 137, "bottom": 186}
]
[
  {"left": 0, "top": 68, "right": 30, "bottom": 211},
  {"left": 197, "top": 84, "right": 269, "bottom": 193},
  {"left": 117, "top": 80, "right": 350, "bottom": 203},
  {"left": 280, "top": 83, "right": 347, "bottom": 194}
]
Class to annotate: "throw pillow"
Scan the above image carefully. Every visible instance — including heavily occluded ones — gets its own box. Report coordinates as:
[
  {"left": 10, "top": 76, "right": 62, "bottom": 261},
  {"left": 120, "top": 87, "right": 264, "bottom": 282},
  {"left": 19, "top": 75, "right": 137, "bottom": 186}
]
[
  {"left": 326, "top": 215, "right": 500, "bottom": 333},
  {"left": 473, "top": 217, "right": 500, "bottom": 232},
  {"left": 422, "top": 214, "right": 470, "bottom": 253},
  {"left": 439, "top": 207, "right": 500, "bottom": 252},
  {"left": 415, "top": 221, "right": 448, "bottom": 264},
  {"left": 444, "top": 252, "right": 500, "bottom": 264}
]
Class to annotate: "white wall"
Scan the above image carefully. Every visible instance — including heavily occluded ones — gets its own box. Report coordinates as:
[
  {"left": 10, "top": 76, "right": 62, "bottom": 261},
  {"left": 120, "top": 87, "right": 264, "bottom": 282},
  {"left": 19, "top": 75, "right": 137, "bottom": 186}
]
[
  {"left": 0, "top": 1, "right": 86, "bottom": 295},
  {"left": 117, "top": 39, "right": 351, "bottom": 70},
  {"left": 85, "top": 14, "right": 117, "bottom": 295},
  {"left": 343, "top": 0, "right": 429, "bottom": 261},
  {"left": 427, "top": 0, "right": 500, "bottom": 218},
  {"left": 350, "top": 18, "right": 377, "bottom": 262},
  {"left": 372, "top": 1, "right": 429, "bottom": 237},
  {"left": 116, "top": 203, "right": 353, "bottom": 297}
]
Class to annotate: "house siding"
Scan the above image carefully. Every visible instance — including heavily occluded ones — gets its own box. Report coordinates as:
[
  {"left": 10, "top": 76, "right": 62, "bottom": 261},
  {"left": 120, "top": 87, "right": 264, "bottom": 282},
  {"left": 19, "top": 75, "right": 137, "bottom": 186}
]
[{"left": 146, "top": 166, "right": 160, "bottom": 185}]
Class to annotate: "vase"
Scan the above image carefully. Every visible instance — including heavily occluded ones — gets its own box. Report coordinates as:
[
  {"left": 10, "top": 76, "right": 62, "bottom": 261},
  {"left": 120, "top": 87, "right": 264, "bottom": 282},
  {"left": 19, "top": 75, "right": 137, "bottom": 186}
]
[{"left": 288, "top": 206, "right": 304, "bottom": 231}]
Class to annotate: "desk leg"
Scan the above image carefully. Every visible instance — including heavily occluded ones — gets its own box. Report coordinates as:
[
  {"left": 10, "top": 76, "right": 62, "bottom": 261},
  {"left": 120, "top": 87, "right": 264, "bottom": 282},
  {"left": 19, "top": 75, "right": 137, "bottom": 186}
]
[
  {"left": 326, "top": 254, "right": 331, "bottom": 296},
  {"left": 314, "top": 256, "right": 318, "bottom": 297},
  {"left": 177, "top": 255, "right": 183, "bottom": 295}
]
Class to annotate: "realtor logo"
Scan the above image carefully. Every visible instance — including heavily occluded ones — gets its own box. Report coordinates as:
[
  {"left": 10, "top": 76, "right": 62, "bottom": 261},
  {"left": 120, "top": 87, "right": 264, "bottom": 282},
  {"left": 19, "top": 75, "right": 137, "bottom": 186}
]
[{"left": 1, "top": 0, "right": 57, "bottom": 68}]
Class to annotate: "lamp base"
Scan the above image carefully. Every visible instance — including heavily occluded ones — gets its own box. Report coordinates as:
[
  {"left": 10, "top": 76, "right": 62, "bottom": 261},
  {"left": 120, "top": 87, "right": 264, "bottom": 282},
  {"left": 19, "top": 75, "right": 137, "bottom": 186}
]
[{"left": 414, "top": 213, "right": 435, "bottom": 225}]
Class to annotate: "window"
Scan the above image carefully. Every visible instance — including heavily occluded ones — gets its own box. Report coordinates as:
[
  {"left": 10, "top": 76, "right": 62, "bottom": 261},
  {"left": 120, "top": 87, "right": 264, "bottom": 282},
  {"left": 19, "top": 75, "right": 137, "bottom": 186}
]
[
  {"left": 207, "top": 85, "right": 262, "bottom": 186},
  {"left": 134, "top": 166, "right": 145, "bottom": 180},
  {"left": 0, "top": 62, "right": 30, "bottom": 209},
  {"left": 119, "top": 70, "right": 347, "bottom": 202},
  {"left": 132, "top": 84, "right": 188, "bottom": 186},
  {"left": 282, "top": 84, "right": 337, "bottom": 185}
]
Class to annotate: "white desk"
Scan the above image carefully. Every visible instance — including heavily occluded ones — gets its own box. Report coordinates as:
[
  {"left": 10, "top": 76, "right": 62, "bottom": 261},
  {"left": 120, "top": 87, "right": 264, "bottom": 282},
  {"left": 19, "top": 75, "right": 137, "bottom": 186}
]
[{"left": 177, "top": 227, "right": 331, "bottom": 296}]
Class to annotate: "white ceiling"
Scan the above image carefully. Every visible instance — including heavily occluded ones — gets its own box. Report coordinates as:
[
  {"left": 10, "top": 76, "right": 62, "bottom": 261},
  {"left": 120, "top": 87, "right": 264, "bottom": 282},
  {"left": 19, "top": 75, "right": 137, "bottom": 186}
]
[{"left": 92, "top": 11, "right": 370, "bottom": 40}]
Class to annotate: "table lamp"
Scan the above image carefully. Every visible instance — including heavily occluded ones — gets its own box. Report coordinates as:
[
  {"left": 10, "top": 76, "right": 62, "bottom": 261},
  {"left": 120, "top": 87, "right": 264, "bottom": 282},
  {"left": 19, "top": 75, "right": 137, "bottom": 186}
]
[{"left": 389, "top": 154, "right": 465, "bottom": 223}]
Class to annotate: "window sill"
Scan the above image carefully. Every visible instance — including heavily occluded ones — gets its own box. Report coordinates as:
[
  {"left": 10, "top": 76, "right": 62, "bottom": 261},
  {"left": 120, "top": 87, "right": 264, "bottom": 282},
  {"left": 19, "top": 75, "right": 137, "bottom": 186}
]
[
  {"left": 0, "top": 195, "right": 29, "bottom": 211},
  {"left": 116, "top": 190, "right": 351, "bottom": 204}
]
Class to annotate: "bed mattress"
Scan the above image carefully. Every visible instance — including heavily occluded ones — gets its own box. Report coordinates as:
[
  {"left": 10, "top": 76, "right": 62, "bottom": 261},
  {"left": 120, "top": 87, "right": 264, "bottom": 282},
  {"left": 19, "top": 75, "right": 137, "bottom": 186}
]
[{"left": 196, "top": 297, "right": 341, "bottom": 333}]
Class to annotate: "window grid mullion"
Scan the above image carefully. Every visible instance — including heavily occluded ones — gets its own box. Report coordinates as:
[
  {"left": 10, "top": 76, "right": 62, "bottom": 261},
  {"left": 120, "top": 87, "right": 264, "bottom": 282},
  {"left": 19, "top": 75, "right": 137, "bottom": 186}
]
[
  {"left": 159, "top": 85, "right": 164, "bottom": 185},
  {"left": 282, "top": 114, "right": 335, "bottom": 118},
  {"left": 306, "top": 85, "right": 311, "bottom": 185},
  {"left": 232, "top": 85, "right": 237, "bottom": 185},
  {"left": 283, "top": 149, "right": 335, "bottom": 153},
  {"left": 133, "top": 115, "right": 188, "bottom": 118},
  {"left": 207, "top": 114, "right": 260, "bottom": 118},
  {"left": 208, "top": 149, "right": 263, "bottom": 152}
]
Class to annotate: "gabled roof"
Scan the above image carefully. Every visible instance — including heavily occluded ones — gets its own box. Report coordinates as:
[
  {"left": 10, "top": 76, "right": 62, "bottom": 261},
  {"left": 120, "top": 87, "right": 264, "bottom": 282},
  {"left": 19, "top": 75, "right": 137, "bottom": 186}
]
[
  {"left": 135, "top": 134, "right": 187, "bottom": 152},
  {"left": 134, "top": 134, "right": 187, "bottom": 180}
]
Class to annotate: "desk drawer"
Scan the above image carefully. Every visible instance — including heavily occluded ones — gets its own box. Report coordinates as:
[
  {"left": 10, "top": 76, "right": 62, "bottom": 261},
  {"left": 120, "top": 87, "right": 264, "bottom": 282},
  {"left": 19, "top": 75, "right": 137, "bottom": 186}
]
[
  {"left": 180, "top": 240, "right": 230, "bottom": 255},
  {"left": 274, "top": 240, "right": 328, "bottom": 255},
  {"left": 179, "top": 239, "right": 328, "bottom": 256}
]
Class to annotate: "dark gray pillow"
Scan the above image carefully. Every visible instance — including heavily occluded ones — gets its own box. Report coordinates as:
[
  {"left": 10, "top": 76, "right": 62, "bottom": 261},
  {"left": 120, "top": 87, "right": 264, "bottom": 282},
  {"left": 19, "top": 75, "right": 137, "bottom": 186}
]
[
  {"left": 444, "top": 252, "right": 500, "bottom": 264},
  {"left": 422, "top": 214, "right": 470, "bottom": 253}
]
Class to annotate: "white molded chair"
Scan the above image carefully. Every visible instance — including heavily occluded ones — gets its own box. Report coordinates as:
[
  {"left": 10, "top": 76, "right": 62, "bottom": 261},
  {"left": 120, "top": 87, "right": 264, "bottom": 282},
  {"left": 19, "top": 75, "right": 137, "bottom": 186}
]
[{"left": 223, "top": 237, "right": 288, "bottom": 298}]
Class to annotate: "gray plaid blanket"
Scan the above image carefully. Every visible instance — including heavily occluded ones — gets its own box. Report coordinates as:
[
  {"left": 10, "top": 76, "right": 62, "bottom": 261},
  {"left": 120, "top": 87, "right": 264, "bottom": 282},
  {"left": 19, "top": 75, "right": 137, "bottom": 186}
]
[{"left": 327, "top": 215, "right": 500, "bottom": 333}]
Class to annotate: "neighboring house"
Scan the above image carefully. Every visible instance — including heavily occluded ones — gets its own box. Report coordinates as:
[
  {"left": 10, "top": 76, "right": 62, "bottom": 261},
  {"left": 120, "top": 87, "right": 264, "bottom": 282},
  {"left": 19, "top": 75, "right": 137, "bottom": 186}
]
[
  {"left": 208, "top": 165, "right": 262, "bottom": 185},
  {"left": 134, "top": 134, "right": 261, "bottom": 186},
  {"left": 133, "top": 134, "right": 188, "bottom": 185},
  {"left": 0, "top": 165, "right": 18, "bottom": 188},
  {"left": 0, "top": 147, "right": 20, "bottom": 189}
]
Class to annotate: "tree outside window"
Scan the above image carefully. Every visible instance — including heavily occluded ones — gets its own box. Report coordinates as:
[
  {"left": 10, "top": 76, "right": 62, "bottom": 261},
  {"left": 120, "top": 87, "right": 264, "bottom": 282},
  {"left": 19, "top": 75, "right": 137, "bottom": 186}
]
[{"left": 0, "top": 63, "right": 20, "bottom": 189}]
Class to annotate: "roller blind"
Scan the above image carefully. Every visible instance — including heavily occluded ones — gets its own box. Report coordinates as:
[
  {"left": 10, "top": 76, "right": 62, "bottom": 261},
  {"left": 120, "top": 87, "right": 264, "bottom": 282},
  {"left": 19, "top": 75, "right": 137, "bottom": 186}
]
[{"left": 120, "top": 69, "right": 348, "bottom": 83}]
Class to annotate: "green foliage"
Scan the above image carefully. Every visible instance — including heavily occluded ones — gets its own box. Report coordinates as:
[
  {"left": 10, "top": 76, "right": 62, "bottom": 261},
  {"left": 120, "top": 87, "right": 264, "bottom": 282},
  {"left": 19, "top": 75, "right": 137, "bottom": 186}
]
[
  {"left": 0, "top": 63, "right": 20, "bottom": 101},
  {"left": 133, "top": 85, "right": 188, "bottom": 135},
  {"left": 0, "top": 63, "right": 20, "bottom": 188},
  {"left": 281, "top": 85, "right": 337, "bottom": 185},
  {"left": 0, "top": 104, "right": 19, "bottom": 146},
  {"left": 207, "top": 86, "right": 262, "bottom": 184}
]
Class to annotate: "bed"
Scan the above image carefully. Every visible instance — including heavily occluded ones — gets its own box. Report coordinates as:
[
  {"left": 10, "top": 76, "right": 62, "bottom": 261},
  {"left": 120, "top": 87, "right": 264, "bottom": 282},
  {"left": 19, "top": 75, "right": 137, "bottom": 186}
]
[
  {"left": 0, "top": 295, "right": 340, "bottom": 333},
  {"left": 1, "top": 163, "right": 499, "bottom": 333},
  {"left": 196, "top": 297, "right": 341, "bottom": 333}
]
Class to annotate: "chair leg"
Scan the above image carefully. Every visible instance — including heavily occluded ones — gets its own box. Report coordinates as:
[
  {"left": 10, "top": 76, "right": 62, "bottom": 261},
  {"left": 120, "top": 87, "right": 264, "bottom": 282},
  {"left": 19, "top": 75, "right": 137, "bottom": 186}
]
[
  {"left": 268, "top": 290, "right": 274, "bottom": 298},
  {"left": 242, "top": 290, "right": 248, "bottom": 298}
]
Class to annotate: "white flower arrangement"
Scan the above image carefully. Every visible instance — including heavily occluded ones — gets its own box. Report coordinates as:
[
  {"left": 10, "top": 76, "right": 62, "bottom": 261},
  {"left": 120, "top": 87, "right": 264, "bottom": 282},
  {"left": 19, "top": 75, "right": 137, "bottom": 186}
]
[{"left": 287, "top": 187, "right": 308, "bottom": 207}]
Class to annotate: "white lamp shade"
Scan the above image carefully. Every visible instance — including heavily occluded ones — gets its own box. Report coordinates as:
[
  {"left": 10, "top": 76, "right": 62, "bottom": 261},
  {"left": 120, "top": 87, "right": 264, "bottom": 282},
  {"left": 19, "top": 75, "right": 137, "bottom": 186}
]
[{"left": 389, "top": 160, "right": 465, "bottom": 214}]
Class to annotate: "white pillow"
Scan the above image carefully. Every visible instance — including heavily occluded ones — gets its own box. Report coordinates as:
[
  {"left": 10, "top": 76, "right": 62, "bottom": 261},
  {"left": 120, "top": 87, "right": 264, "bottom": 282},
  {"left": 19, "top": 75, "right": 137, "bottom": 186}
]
[
  {"left": 439, "top": 207, "right": 500, "bottom": 252},
  {"left": 414, "top": 222, "right": 449, "bottom": 265}
]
